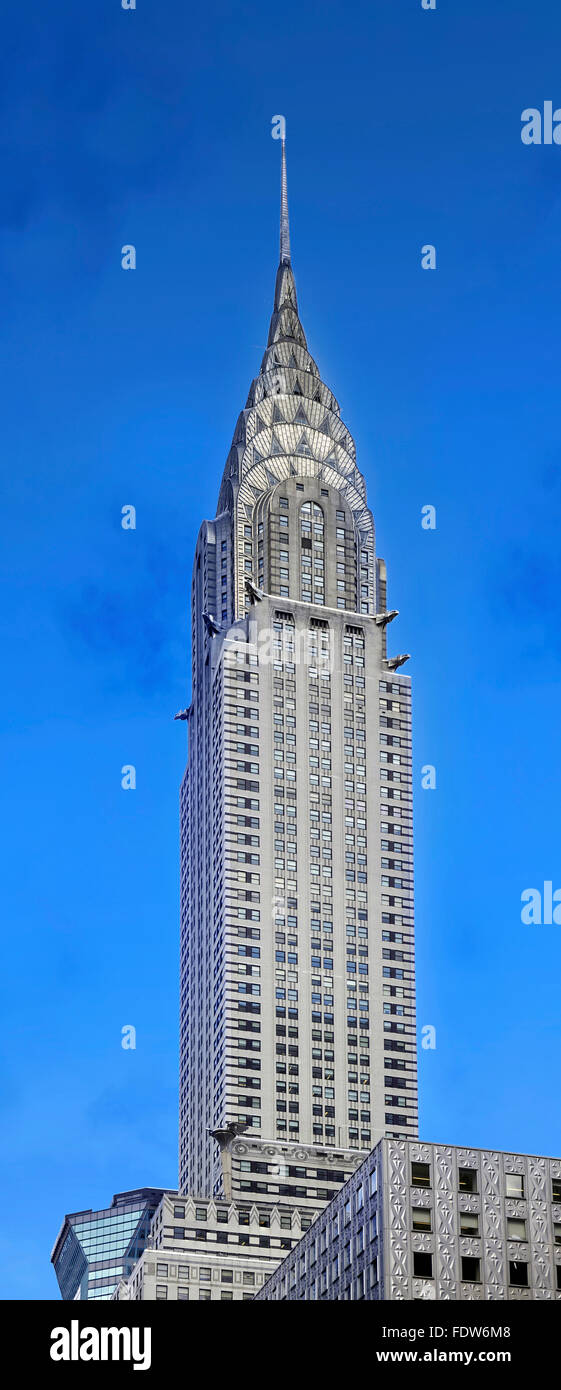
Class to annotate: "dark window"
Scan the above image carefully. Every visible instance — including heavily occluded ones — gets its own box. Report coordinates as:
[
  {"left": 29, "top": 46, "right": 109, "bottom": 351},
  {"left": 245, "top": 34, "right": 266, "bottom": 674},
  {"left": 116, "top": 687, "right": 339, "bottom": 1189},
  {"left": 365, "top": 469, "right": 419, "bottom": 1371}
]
[
  {"left": 553, "top": 1179, "right": 561, "bottom": 1203},
  {"left": 411, "top": 1162, "right": 430, "bottom": 1189},
  {"left": 509, "top": 1260, "right": 528, "bottom": 1287},
  {"left": 461, "top": 1256, "right": 481, "bottom": 1283},
  {"left": 458, "top": 1167, "right": 478, "bottom": 1194},
  {"left": 413, "top": 1252, "right": 433, "bottom": 1279}
]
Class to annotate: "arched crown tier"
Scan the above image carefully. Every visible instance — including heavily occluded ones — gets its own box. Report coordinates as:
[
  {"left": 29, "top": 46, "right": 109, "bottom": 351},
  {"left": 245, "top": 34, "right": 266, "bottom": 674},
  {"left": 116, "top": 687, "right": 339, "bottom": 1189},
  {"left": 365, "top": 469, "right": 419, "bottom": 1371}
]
[{"left": 214, "top": 148, "right": 376, "bottom": 621}]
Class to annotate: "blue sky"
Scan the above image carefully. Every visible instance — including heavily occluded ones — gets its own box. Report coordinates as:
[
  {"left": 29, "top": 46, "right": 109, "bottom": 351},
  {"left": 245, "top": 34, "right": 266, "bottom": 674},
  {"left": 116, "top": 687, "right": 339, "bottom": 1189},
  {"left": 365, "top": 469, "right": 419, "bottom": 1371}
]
[{"left": 1, "top": 0, "right": 561, "bottom": 1298}]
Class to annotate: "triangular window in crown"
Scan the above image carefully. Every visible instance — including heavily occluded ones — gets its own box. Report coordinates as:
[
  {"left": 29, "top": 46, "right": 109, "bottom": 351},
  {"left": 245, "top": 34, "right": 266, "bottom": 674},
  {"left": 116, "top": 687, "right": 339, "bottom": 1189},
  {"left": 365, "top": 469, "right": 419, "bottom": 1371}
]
[
  {"left": 319, "top": 414, "right": 332, "bottom": 436},
  {"left": 270, "top": 433, "right": 284, "bottom": 456},
  {"left": 313, "top": 388, "right": 323, "bottom": 404},
  {"left": 294, "top": 405, "right": 308, "bottom": 425},
  {"left": 253, "top": 447, "right": 264, "bottom": 464},
  {"left": 296, "top": 433, "right": 313, "bottom": 457},
  {"left": 272, "top": 403, "right": 285, "bottom": 423},
  {"left": 289, "top": 351, "right": 299, "bottom": 369},
  {"left": 293, "top": 378, "right": 304, "bottom": 395}
]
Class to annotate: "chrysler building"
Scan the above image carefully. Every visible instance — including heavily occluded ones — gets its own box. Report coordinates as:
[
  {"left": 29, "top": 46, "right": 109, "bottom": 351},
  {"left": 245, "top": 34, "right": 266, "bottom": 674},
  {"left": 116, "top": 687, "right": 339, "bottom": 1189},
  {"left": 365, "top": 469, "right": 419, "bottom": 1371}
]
[{"left": 179, "top": 142, "right": 418, "bottom": 1198}]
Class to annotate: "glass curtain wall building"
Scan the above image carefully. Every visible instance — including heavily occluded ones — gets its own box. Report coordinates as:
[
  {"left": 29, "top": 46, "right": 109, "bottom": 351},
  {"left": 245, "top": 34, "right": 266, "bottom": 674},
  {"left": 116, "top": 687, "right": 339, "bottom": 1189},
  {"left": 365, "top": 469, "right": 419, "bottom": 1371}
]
[{"left": 51, "top": 1188, "right": 168, "bottom": 1301}]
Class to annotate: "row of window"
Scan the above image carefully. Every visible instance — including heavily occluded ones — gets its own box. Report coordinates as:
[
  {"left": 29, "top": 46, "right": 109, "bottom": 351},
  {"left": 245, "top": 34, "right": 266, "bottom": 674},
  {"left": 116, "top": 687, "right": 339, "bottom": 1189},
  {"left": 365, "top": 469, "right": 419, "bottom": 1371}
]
[
  {"left": 154, "top": 1262, "right": 257, "bottom": 1284},
  {"left": 411, "top": 1251, "right": 561, "bottom": 1290},
  {"left": 155, "top": 1286, "right": 255, "bottom": 1301},
  {"left": 411, "top": 1207, "right": 561, "bottom": 1242},
  {"left": 411, "top": 1160, "right": 561, "bottom": 1202}
]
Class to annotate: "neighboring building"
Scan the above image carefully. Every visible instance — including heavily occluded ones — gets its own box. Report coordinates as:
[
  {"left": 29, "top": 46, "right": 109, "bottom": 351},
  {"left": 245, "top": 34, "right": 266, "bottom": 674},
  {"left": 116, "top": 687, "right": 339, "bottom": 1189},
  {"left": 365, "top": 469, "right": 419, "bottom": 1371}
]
[
  {"left": 112, "top": 1192, "right": 302, "bottom": 1302},
  {"left": 255, "top": 1138, "right": 561, "bottom": 1301},
  {"left": 213, "top": 1126, "right": 366, "bottom": 1214},
  {"left": 111, "top": 1129, "right": 366, "bottom": 1301},
  {"left": 51, "top": 1188, "right": 168, "bottom": 1301},
  {"left": 179, "top": 138, "right": 418, "bottom": 1201}
]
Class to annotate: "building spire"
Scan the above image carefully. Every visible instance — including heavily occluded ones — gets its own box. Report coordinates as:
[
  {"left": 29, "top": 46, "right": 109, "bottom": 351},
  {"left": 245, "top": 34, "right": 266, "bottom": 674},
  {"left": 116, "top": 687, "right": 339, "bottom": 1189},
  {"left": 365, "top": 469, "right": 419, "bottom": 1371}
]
[{"left": 279, "top": 137, "right": 291, "bottom": 265}]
